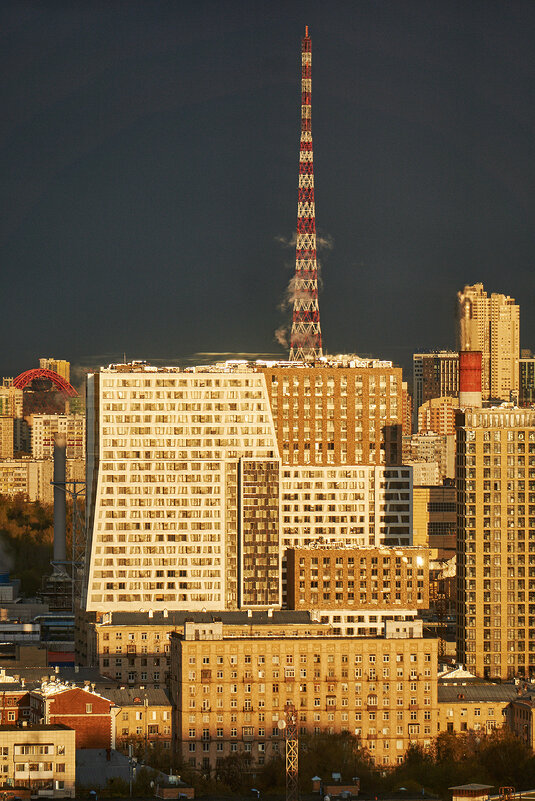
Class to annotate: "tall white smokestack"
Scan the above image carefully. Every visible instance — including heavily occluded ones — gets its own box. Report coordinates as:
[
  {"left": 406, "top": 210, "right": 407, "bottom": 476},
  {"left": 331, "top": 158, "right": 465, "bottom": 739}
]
[{"left": 53, "top": 432, "right": 67, "bottom": 571}]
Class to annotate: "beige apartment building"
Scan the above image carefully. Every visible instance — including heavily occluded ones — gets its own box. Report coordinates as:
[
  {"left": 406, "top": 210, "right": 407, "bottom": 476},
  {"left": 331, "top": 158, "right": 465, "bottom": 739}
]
[
  {"left": 0, "top": 724, "right": 75, "bottom": 797},
  {"left": 169, "top": 618, "right": 438, "bottom": 772},
  {"left": 456, "top": 407, "right": 535, "bottom": 680},
  {"left": 31, "top": 414, "right": 85, "bottom": 460},
  {"left": 76, "top": 609, "right": 316, "bottom": 686},
  {"left": 406, "top": 432, "right": 455, "bottom": 481},
  {"left": 76, "top": 611, "right": 173, "bottom": 686},
  {"left": 0, "top": 381, "right": 23, "bottom": 418},
  {"left": 506, "top": 690, "right": 535, "bottom": 750},
  {"left": 258, "top": 360, "right": 403, "bottom": 467},
  {"left": 458, "top": 283, "right": 519, "bottom": 402},
  {"left": 0, "top": 415, "right": 14, "bottom": 459},
  {"left": 104, "top": 687, "right": 173, "bottom": 750},
  {"left": 39, "top": 358, "right": 71, "bottom": 385},
  {"left": 0, "top": 457, "right": 85, "bottom": 503},
  {"left": 418, "top": 396, "right": 459, "bottom": 437},
  {"left": 437, "top": 682, "right": 517, "bottom": 735}
]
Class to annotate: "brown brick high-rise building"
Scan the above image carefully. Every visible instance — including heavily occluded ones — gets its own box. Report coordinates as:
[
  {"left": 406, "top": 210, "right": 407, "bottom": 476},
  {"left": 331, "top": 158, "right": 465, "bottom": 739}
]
[
  {"left": 258, "top": 360, "right": 402, "bottom": 467},
  {"left": 412, "top": 352, "right": 459, "bottom": 426},
  {"left": 286, "top": 546, "right": 429, "bottom": 611}
]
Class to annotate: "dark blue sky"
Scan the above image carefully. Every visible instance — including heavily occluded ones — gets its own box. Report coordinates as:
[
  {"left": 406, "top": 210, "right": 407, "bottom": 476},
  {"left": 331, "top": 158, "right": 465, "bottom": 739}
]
[{"left": 2, "top": 0, "right": 535, "bottom": 382}]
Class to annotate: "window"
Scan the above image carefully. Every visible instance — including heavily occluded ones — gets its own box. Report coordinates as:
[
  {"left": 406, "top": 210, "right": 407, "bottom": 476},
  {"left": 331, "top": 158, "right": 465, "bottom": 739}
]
[
  {"left": 86, "top": 704, "right": 93, "bottom": 714},
  {"left": 56, "top": 763, "right": 65, "bottom": 773}
]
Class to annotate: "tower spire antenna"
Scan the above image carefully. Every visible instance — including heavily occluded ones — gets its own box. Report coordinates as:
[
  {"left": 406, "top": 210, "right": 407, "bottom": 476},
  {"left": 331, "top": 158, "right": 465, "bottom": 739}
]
[{"left": 289, "top": 25, "right": 323, "bottom": 362}]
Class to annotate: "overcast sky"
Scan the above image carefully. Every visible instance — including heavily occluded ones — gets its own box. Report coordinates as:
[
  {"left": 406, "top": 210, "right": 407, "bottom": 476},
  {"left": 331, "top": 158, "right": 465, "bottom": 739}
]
[{"left": 2, "top": 0, "right": 535, "bottom": 382}]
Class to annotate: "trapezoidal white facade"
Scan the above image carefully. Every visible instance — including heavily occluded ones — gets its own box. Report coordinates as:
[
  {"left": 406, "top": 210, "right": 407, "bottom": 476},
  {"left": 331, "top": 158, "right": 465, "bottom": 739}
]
[{"left": 82, "top": 365, "right": 280, "bottom": 612}]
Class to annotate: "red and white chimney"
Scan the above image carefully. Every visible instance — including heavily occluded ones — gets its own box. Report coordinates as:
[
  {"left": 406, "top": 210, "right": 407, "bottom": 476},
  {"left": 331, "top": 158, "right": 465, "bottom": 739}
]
[{"left": 459, "top": 350, "right": 482, "bottom": 408}]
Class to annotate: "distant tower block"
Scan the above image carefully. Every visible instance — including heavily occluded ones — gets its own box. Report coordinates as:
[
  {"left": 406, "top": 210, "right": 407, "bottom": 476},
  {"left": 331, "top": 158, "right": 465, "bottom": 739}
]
[
  {"left": 459, "top": 350, "right": 482, "bottom": 408},
  {"left": 289, "top": 26, "right": 323, "bottom": 362}
]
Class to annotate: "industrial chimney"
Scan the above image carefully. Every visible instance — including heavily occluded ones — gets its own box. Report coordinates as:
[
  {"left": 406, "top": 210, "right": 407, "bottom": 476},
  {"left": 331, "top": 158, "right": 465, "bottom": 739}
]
[
  {"left": 53, "top": 432, "right": 67, "bottom": 573},
  {"left": 459, "top": 350, "right": 482, "bottom": 408}
]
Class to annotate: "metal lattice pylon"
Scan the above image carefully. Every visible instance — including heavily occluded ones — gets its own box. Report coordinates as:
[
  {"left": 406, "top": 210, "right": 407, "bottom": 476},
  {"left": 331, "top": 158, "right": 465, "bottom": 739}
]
[
  {"left": 50, "top": 478, "right": 86, "bottom": 612},
  {"left": 289, "top": 26, "right": 323, "bottom": 362},
  {"left": 285, "top": 704, "right": 299, "bottom": 801}
]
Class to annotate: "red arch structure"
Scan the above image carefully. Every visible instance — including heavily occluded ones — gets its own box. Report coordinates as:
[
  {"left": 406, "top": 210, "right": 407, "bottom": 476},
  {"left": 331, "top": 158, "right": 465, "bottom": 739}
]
[{"left": 13, "top": 369, "right": 78, "bottom": 397}]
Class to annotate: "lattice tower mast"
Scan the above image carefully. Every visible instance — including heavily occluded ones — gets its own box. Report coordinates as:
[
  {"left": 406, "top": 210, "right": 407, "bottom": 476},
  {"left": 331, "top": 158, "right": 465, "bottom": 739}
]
[{"left": 289, "top": 25, "right": 323, "bottom": 362}]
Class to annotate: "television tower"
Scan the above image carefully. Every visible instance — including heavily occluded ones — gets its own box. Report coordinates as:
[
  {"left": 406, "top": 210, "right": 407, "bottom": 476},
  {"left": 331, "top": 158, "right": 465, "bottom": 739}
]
[{"left": 289, "top": 25, "right": 323, "bottom": 362}]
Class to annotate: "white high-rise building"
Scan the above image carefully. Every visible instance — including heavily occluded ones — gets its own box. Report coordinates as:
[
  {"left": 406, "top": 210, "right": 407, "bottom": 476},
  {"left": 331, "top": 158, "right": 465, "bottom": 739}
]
[
  {"left": 83, "top": 364, "right": 280, "bottom": 613},
  {"left": 82, "top": 362, "right": 413, "bottom": 616},
  {"left": 281, "top": 465, "right": 412, "bottom": 548}
]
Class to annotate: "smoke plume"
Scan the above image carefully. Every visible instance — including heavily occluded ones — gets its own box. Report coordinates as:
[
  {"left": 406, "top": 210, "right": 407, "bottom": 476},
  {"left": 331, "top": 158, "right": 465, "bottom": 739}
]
[
  {"left": 273, "top": 229, "right": 333, "bottom": 351},
  {"left": 274, "top": 327, "right": 288, "bottom": 347}
]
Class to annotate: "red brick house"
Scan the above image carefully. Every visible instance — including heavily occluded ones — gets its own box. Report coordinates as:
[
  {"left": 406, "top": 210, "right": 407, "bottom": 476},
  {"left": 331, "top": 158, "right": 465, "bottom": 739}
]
[
  {"left": 0, "top": 679, "right": 32, "bottom": 724},
  {"left": 30, "top": 683, "right": 115, "bottom": 749}
]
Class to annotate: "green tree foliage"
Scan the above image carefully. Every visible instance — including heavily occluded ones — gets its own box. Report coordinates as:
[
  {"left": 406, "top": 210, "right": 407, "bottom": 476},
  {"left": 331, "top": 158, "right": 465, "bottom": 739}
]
[
  {"left": 215, "top": 752, "right": 253, "bottom": 792},
  {"left": 0, "top": 495, "right": 55, "bottom": 594},
  {"left": 115, "top": 736, "right": 186, "bottom": 776},
  {"left": 299, "top": 731, "right": 376, "bottom": 789},
  {"left": 132, "top": 766, "right": 162, "bottom": 795},
  {"left": 257, "top": 753, "right": 285, "bottom": 792},
  {"left": 390, "top": 728, "right": 535, "bottom": 797},
  {"left": 103, "top": 776, "right": 130, "bottom": 796},
  {"left": 259, "top": 728, "right": 535, "bottom": 800},
  {"left": 258, "top": 731, "right": 377, "bottom": 794}
]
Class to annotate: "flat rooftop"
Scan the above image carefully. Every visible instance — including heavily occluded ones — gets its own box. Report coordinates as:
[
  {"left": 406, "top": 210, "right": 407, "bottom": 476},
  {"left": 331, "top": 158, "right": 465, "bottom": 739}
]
[
  {"left": 96, "top": 610, "right": 314, "bottom": 626},
  {"left": 98, "top": 354, "right": 394, "bottom": 374},
  {"left": 0, "top": 723, "right": 72, "bottom": 731},
  {"left": 438, "top": 683, "right": 518, "bottom": 702}
]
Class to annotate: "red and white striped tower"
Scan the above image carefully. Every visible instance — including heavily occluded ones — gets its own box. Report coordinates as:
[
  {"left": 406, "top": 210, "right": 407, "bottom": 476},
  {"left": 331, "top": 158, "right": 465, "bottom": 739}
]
[{"left": 289, "top": 26, "right": 323, "bottom": 362}]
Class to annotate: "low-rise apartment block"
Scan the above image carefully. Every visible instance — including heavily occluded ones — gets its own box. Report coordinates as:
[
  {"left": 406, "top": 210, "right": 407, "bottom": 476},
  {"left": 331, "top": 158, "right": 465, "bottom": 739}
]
[
  {"left": 104, "top": 688, "right": 173, "bottom": 750},
  {"left": 506, "top": 690, "right": 535, "bottom": 749},
  {"left": 28, "top": 683, "right": 115, "bottom": 749},
  {"left": 437, "top": 682, "right": 517, "bottom": 735},
  {"left": 0, "top": 458, "right": 84, "bottom": 503},
  {"left": 0, "top": 724, "right": 75, "bottom": 797}
]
